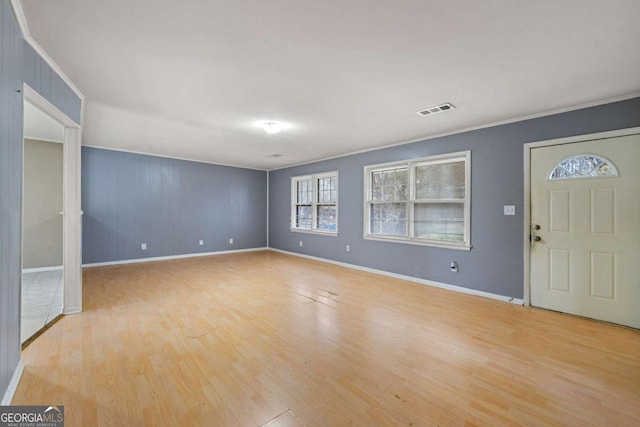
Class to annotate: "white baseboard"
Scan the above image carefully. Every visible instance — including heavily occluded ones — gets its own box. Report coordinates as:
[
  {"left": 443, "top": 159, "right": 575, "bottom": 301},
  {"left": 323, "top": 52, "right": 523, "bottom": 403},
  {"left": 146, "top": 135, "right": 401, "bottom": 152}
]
[
  {"left": 22, "top": 265, "right": 63, "bottom": 274},
  {"left": 269, "top": 248, "right": 524, "bottom": 305},
  {"left": 1, "top": 360, "right": 24, "bottom": 406},
  {"left": 81, "top": 247, "right": 268, "bottom": 268}
]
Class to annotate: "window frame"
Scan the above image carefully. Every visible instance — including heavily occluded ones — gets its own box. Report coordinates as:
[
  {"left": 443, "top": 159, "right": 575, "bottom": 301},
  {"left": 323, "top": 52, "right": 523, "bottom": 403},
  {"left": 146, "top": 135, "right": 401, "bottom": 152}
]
[
  {"left": 363, "top": 151, "right": 471, "bottom": 250},
  {"left": 290, "top": 171, "right": 339, "bottom": 236}
]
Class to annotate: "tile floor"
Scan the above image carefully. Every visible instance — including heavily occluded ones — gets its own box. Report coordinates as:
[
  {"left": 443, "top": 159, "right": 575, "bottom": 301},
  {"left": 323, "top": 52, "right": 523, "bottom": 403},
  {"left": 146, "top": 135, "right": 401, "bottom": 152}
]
[{"left": 21, "top": 269, "right": 64, "bottom": 344}]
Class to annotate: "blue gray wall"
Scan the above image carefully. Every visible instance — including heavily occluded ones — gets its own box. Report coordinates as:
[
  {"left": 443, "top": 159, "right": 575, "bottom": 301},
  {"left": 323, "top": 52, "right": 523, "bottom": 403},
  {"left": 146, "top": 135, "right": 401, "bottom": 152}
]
[
  {"left": 81, "top": 147, "right": 267, "bottom": 264},
  {"left": 22, "top": 43, "right": 81, "bottom": 125},
  {"left": 269, "top": 97, "right": 640, "bottom": 299},
  {"left": 1, "top": 0, "right": 82, "bottom": 401},
  {"left": 0, "top": 0, "right": 24, "bottom": 403}
]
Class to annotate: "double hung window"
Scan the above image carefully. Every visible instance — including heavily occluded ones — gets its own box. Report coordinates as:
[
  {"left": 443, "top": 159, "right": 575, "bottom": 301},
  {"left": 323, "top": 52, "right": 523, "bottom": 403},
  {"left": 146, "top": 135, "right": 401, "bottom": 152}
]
[
  {"left": 364, "top": 151, "right": 471, "bottom": 249},
  {"left": 291, "top": 172, "right": 338, "bottom": 234}
]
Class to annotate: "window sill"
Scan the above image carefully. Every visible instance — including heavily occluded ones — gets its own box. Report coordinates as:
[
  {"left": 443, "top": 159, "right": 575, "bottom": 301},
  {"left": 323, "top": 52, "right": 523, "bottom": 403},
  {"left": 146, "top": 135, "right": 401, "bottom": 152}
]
[
  {"left": 363, "top": 235, "right": 471, "bottom": 251},
  {"left": 290, "top": 228, "right": 339, "bottom": 237}
]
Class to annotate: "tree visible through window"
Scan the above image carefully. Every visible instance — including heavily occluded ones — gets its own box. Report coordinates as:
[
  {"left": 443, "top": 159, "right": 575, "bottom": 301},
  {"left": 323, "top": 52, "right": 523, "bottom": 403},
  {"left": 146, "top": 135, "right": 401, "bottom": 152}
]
[
  {"left": 364, "top": 152, "right": 471, "bottom": 249},
  {"left": 294, "top": 178, "right": 313, "bottom": 229},
  {"left": 291, "top": 172, "right": 338, "bottom": 234},
  {"left": 370, "top": 167, "right": 408, "bottom": 236}
]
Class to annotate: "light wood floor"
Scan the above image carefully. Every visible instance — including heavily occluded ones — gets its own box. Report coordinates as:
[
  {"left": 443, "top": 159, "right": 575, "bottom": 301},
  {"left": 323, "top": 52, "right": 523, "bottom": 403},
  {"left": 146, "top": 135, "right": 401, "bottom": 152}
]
[{"left": 14, "top": 251, "right": 640, "bottom": 426}]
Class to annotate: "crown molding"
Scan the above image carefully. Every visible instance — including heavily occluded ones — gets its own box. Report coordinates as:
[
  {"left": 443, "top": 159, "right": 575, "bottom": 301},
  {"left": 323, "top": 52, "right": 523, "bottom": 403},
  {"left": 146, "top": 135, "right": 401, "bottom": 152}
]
[
  {"left": 82, "top": 144, "right": 268, "bottom": 172},
  {"left": 10, "top": 0, "right": 85, "bottom": 101},
  {"left": 269, "top": 92, "right": 640, "bottom": 171}
]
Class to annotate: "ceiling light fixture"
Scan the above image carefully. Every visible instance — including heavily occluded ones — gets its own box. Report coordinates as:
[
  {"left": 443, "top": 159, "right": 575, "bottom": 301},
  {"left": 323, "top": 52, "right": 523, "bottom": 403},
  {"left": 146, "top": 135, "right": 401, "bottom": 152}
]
[{"left": 261, "top": 121, "right": 284, "bottom": 134}]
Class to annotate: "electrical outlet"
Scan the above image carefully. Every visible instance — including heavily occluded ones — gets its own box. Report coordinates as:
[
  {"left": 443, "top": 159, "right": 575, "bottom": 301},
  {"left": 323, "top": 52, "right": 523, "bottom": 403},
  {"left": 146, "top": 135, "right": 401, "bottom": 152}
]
[
  {"left": 450, "top": 261, "right": 458, "bottom": 272},
  {"left": 199, "top": 240, "right": 204, "bottom": 246},
  {"left": 299, "top": 241, "right": 303, "bottom": 247},
  {"left": 346, "top": 245, "right": 350, "bottom": 252},
  {"left": 229, "top": 238, "right": 233, "bottom": 245},
  {"left": 504, "top": 205, "right": 516, "bottom": 216},
  {"left": 141, "top": 243, "right": 147, "bottom": 250}
]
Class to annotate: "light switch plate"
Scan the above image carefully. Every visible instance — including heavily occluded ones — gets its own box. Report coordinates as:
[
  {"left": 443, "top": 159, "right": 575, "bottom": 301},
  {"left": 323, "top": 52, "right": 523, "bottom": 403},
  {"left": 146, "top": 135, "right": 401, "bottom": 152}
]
[{"left": 504, "top": 205, "right": 516, "bottom": 216}]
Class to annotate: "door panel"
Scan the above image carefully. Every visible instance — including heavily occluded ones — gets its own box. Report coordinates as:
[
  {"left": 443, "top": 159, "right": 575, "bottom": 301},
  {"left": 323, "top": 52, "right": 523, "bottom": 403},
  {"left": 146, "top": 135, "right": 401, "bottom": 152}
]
[
  {"left": 550, "top": 190, "right": 571, "bottom": 232},
  {"left": 589, "top": 251, "right": 616, "bottom": 299},
  {"left": 530, "top": 133, "right": 640, "bottom": 328},
  {"left": 590, "top": 188, "right": 616, "bottom": 234},
  {"left": 549, "top": 249, "right": 572, "bottom": 292}
]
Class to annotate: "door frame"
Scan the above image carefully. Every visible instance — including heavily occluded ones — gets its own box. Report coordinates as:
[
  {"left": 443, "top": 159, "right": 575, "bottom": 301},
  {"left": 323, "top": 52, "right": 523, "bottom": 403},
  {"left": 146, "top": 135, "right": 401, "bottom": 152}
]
[
  {"left": 523, "top": 126, "right": 640, "bottom": 306},
  {"left": 23, "top": 84, "right": 83, "bottom": 314}
]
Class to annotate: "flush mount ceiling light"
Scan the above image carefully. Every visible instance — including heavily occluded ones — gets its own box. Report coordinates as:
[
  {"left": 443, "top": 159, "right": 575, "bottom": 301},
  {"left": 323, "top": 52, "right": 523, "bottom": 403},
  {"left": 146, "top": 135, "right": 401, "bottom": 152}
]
[{"left": 261, "top": 121, "right": 284, "bottom": 134}]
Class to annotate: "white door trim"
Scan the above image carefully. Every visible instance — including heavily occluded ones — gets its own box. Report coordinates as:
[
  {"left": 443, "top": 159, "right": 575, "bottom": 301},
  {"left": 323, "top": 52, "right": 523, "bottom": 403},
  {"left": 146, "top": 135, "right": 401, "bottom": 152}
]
[
  {"left": 23, "top": 84, "right": 83, "bottom": 314},
  {"left": 523, "top": 126, "right": 640, "bottom": 306}
]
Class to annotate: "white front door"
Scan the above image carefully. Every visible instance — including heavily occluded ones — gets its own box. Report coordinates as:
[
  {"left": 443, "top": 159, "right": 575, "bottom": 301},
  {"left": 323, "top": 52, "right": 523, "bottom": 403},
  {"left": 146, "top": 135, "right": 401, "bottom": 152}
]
[{"left": 530, "top": 133, "right": 640, "bottom": 328}]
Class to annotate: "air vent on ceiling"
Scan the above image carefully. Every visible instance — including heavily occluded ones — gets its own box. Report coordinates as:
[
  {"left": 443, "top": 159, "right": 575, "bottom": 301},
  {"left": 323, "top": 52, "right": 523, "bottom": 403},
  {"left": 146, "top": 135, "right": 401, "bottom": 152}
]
[{"left": 417, "top": 102, "right": 455, "bottom": 117}]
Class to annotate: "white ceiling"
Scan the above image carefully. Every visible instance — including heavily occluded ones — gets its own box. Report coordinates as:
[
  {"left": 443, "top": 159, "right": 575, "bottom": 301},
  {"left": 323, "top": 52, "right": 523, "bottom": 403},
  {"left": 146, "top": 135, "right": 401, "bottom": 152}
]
[
  {"left": 24, "top": 100, "right": 65, "bottom": 143},
  {"left": 20, "top": 0, "right": 640, "bottom": 170}
]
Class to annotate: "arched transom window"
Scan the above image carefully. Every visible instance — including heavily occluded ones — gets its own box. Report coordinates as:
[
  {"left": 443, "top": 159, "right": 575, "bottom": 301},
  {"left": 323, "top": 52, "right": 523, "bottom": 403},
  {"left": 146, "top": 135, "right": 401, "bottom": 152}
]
[{"left": 549, "top": 154, "right": 618, "bottom": 180}]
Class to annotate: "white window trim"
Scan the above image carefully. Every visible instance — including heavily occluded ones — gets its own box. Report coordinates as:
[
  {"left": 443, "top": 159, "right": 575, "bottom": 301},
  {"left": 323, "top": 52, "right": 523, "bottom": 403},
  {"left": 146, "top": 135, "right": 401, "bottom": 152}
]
[
  {"left": 363, "top": 151, "right": 471, "bottom": 250},
  {"left": 290, "top": 171, "right": 339, "bottom": 236}
]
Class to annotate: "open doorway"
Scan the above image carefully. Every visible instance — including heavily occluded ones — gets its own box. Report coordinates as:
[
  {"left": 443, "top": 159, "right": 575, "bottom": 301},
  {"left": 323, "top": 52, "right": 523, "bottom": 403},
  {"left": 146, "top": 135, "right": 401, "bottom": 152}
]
[
  {"left": 21, "top": 100, "right": 65, "bottom": 344},
  {"left": 20, "top": 84, "right": 83, "bottom": 347}
]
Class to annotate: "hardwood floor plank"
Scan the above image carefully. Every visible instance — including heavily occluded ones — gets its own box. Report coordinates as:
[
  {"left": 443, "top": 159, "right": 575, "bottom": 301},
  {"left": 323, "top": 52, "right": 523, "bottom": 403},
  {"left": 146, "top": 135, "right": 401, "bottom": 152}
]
[{"left": 12, "top": 251, "right": 640, "bottom": 426}]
